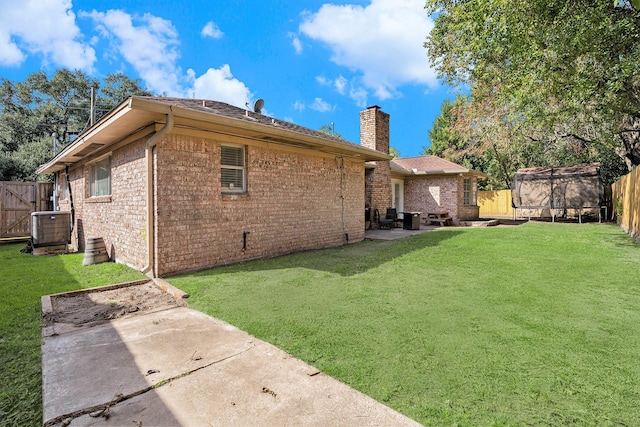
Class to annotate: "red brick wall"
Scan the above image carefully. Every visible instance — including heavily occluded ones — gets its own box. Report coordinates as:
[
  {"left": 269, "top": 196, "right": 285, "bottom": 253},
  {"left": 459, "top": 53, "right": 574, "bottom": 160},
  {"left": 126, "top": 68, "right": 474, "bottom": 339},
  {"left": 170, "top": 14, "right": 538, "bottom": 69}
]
[
  {"left": 59, "top": 132, "right": 364, "bottom": 276},
  {"left": 360, "top": 106, "right": 391, "bottom": 224},
  {"left": 458, "top": 204, "right": 480, "bottom": 220},
  {"left": 59, "top": 138, "right": 149, "bottom": 270},
  {"left": 403, "top": 175, "right": 461, "bottom": 224},
  {"left": 62, "top": 133, "right": 365, "bottom": 275},
  {"left": 153, "top": 134, "right": 365, "bottom": 275}
]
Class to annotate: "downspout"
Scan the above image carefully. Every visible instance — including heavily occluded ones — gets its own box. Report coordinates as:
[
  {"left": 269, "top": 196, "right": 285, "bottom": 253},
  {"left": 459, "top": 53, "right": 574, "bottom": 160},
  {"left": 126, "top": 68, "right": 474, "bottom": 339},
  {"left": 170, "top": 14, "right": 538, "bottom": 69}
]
[
  {"left": 65, "top": 165, "right": 75, "bottom": 235},
  {"left": 52, "top": 133, "right": 59, "bottom": 211},
  {"left": 143, "top": 112, "right": 174, "bottom": 277}
]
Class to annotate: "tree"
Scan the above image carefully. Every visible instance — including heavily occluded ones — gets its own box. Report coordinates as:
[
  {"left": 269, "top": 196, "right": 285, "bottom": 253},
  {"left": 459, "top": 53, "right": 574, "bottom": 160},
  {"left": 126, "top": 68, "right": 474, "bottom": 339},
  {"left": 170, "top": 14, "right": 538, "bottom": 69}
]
[
  {"left": 0, "top": 69, "right": 152, "bottom": 181},
  {"left": 425, "top": 0, "right": 640, "bottom": 177},
  {"left": 97, "top": 72, "right": 152, "bottom": 121},
  {"left": 425, "top": 97, "right": 471, "bottom": 159},
  {"left": 424, "top": 96, "right": 506, "bottom": 188},
  {"left": 389, "top": 147, "right": 400, "bottom": 158},
  {"left": 426, "top": 93, "right": 627, "bottom": 187},
  {"left": 318, "top": 123, "right": 341, "bottom": 138}
]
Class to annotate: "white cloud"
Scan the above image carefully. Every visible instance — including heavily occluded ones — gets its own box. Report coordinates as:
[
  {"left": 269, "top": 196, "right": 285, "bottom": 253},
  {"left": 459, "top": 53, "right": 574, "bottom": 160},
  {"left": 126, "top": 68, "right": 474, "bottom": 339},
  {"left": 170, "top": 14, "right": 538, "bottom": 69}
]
[
  {"left": 0, "top": 3, "right": 251, "bottom": 108},
  {"left": 316, "top": 75, "right": 348, "bottom": 95},
  {"left": 349, "top": 86, "right": 368, "bottom": 108},
  {"left": 0, "top": 0, "right": 95, "bottom": 68},
  {"left": 315, "top": 76, "right": 330, "bottom": 86},
  {"left": 299, "top": 0, "right": 437, "bottom": 101},
  {"left": 201, "top": 21, "right": 223, "bottom": 39},
  {"left": 293, "top": 100, "right": 305, "bottom": 111},
  {"left": 83, "top": 9, "right": 183, "bottom": 95},
  {"left": 82, "top": 9, "right": 252, "bottom": 106},
  {"left": 288, "top": 32, "right": 303, "bottom": 54},
  {"left": 187, "top": 65, "right": 252, "bottom": 108},
  {"left": 310, "top": 97, "right": 333, "bottom": 112},
  {"left": 316, "top": 74, "right": 368, "bottom": 106},
  {"left": 0, "top": 31, "right": 25, "bottom": 66},
  {"left": 334, "top": 75, "right": 347, "bottom": 95}
]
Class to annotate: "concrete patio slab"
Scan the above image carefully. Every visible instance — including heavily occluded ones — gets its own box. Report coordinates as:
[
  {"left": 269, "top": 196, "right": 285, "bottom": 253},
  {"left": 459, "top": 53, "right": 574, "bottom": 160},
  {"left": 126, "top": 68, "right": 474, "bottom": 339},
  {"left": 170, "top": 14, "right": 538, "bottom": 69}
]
[
  {"left": 42, "top": 301, "right": 421, "bottom": 426},
  {"left": 365, "top": 225, "right": 438, "bottom": 241}
]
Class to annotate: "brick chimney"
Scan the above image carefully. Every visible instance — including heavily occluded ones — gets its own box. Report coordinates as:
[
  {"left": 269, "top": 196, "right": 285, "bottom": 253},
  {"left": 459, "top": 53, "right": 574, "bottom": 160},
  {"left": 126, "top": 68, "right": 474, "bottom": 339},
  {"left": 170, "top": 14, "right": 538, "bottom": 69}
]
[{"left": 360, "top": 106, "right": 391, "bottom": 226}]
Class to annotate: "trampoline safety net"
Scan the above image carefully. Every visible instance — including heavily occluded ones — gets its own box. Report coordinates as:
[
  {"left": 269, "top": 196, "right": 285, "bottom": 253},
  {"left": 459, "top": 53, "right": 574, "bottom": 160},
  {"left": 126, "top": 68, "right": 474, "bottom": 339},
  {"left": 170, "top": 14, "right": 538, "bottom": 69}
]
[{"left": 511, "top": 163, "right": 604, "bottom": 215}]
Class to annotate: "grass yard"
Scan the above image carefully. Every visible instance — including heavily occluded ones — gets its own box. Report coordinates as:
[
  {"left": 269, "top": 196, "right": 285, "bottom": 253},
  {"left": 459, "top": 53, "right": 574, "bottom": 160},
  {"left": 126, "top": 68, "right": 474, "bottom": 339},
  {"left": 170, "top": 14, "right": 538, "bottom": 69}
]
[
  {"left": 0, "top": 244, "right": 146, "bottom": 426},
  {"left": 169, "top": 222, "right": 640, "bottom": 426}
]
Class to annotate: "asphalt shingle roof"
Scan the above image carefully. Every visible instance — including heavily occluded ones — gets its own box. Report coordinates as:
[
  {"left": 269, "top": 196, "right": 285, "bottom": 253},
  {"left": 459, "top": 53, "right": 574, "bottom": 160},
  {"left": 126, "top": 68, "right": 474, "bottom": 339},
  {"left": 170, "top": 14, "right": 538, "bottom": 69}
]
[
  {"left": 391, "top": 155, "right": 469, "bottom": 174},
  {"left": 141, "top": 97, "right": 357, "bottom": 147}
]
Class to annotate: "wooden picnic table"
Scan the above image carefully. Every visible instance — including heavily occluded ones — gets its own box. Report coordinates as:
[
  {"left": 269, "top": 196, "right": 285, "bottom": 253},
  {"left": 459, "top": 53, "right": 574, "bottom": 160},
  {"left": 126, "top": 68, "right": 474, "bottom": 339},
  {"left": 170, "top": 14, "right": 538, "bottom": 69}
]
[{"left": 426, "top": 212, "right": 452, "bottom": 226}]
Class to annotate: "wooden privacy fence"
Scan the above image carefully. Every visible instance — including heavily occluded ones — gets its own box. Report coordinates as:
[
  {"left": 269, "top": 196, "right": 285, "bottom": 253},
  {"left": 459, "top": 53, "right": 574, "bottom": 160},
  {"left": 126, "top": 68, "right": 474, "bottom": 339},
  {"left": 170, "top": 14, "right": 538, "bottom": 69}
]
[
  {"left": 0, "top": 181, "right": 53, "bottom": 238},
  {"left": 612, "top": 167, "right": 640, "bottom": 240},
  {"left": 478, "top": 189, "right": 515, "bottom": 218}
]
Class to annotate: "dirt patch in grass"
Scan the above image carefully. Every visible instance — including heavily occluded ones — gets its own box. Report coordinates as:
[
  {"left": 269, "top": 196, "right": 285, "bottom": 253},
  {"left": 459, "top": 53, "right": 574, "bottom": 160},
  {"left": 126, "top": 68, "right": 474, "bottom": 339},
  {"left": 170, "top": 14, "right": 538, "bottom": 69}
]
[{"left": 43, "top": 281, "right": 185, "bottom": 328}]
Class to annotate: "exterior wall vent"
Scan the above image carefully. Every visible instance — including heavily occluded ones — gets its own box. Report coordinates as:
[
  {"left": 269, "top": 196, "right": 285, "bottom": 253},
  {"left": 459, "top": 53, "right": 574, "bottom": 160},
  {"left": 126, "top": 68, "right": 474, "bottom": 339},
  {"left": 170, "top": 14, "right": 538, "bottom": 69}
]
[{"left": 31, "top": 211, "right": 71, "bottom": 248}]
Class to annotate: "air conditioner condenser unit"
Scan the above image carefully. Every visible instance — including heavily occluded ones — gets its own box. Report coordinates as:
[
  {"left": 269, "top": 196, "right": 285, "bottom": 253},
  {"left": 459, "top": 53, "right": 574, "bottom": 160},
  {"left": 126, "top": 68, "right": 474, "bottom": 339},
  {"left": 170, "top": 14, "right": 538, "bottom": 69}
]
[{"left": 31, "top": 211, "right": 71, "bottom": 248}]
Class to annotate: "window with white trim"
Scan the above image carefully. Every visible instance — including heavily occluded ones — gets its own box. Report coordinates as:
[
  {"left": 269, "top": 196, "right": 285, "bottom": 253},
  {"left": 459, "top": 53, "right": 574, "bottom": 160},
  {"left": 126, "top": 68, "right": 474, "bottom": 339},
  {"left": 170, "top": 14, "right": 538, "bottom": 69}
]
[
  {"left": 463, "top": 177, "right": 477, "bottom": 206},
  {"left": 221, "top": 145, "right": 246, "bottom": 193},
  {"left": 89, "top": 157, "right": 111, "bottom": 197}
]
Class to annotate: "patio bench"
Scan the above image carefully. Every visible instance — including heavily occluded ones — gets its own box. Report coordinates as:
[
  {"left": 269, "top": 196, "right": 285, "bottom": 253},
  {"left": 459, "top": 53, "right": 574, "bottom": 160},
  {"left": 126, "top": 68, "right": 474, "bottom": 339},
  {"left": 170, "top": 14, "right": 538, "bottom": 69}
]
[{"left": 426, "top": 212, "right": 452, "bottom": 226}]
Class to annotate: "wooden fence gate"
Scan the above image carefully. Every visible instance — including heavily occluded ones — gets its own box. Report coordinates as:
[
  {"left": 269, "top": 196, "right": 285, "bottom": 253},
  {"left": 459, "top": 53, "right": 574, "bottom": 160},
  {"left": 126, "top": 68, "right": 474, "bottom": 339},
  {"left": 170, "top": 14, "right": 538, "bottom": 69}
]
[{"left": 0, "top": 181, "right": 53, "bottom": 238}]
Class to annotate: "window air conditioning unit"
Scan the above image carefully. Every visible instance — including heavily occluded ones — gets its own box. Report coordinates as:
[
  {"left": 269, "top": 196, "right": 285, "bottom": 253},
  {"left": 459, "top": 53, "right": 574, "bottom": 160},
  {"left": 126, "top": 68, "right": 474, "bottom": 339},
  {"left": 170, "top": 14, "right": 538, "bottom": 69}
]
[{"left": 31, "top": 211, "right": 71, "bottom": 248}]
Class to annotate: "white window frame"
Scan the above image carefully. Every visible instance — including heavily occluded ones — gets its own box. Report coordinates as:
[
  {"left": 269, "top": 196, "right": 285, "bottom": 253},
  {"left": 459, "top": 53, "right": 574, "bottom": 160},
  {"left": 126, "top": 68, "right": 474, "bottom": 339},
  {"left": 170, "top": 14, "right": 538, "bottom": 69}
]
[
  {"left": 221, "top": 144, "right": 246, "bottom": 193},
  {"left": 391, "top": 178, "right": 404, "bottom": 217},
  {"left": 89, "top": 156, "right": 111, "bottom": 197},
  {"left": 463, "top": 177, "right": 477, "bottom": 206}
]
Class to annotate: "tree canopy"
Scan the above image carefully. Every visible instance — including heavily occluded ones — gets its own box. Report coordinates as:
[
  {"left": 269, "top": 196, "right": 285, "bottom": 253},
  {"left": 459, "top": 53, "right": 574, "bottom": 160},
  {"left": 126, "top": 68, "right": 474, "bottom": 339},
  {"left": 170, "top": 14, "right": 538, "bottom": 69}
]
[
  {"left": 425, "top": 0, "right": 638, "bottom": 186},
  {"left": 0, "top": 69, "right": 152, "bottom": 181},
  {"left": 318, "top": 123, "right": 342, "bottom": 138}
]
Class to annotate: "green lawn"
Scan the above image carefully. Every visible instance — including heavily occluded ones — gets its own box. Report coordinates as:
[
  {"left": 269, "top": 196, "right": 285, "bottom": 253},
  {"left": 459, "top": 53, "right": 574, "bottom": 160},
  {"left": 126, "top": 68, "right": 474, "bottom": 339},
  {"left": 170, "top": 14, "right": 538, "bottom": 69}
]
[
  {"left": 0, "top": 244, "right": 146, "bottom": 427},
  {"left": 168, "top": 223, "right": 640, "bottom": 426},
  {"left": 2, "top": 223, "right": 639, "bottom": 426}
]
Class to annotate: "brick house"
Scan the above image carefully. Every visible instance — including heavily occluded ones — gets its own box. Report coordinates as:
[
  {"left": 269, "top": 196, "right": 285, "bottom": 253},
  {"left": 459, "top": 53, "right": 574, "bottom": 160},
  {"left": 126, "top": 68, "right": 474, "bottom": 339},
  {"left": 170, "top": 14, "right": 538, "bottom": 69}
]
[
  {"left": 37, "top": 96, "right": 390, "bottom": 277},
  {"left": 390, "top": 156, "right": 488, "bottom": 224},
  {"left": 361, "top": 106, "right": 487, "bottom": 226}
]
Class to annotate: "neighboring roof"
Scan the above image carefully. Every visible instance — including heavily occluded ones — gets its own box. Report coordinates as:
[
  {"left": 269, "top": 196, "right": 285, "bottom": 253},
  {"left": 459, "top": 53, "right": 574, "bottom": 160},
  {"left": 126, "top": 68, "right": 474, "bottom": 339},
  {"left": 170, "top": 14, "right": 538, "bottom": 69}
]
[
  {"left": 515, "top": 163, "right": 601, "bottom": 178},
  {"left": 38, "top": 96, "right": 391, "bottom": 174},
  {"left": 390, "top": 155, "right": 488, "bottom": 178}
]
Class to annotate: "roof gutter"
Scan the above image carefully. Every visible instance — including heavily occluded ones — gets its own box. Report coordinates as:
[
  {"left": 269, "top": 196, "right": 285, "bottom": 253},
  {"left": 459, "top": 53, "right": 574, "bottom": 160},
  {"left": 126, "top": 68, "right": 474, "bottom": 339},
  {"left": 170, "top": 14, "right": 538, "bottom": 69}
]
[
  {"left": 143, "top": 112, "right": 174, "bottom": 278},
  {"left": 36, "top": 100, "right": 135, "bottom": 174},
  {"left": 413, "top": 169, "right": 488, "bottom": 178},
  {"left": 390, "top": 166, "right": 488, "bottom": 179}
]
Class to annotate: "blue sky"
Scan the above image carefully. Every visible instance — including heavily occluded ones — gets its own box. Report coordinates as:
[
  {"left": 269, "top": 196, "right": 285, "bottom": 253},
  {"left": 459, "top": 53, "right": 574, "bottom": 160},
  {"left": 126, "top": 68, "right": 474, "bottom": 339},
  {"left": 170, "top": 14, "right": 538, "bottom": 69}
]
[{"left": 0, "top": 0, "right": 458, "bottom": 157}]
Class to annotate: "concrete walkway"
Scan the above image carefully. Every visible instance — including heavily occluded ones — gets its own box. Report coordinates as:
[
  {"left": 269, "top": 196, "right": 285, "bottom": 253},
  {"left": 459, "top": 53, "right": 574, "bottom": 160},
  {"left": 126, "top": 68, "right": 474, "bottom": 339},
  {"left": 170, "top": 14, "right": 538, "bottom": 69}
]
[
  {"left": 365, "top": 225, "right": 439, "bottom": 241},
  {"left": 42, "top": 288, "right": 421, "bottom": 426},
  {"left": 364, "top": 218, "right": 521, "bottom": 241}
]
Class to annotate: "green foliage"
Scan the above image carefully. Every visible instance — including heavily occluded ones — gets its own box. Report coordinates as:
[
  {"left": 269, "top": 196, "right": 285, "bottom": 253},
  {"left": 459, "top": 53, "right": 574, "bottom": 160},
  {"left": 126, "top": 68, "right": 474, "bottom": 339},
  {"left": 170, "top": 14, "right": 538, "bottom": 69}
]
[
  {"left": 11, "top": 138, "right": 56, "bottom": 182},
  {"left": 96, "top": 72, "right": 152, "bottom": 121},
  {"left": 0, "top": 69, "right": 152, "bottom": 182},
  {"left": 0, "top": 244, "right": 146, "bottom": 426},
  {"left": 425, "top": 0, "right": 640, "bottom": 175},
  {"left": 427, "top": 95, "right": 629, "bottom": 187},
  {"left": 0, "top": 157, "right": 23, "bottom": 181},
  {"left": 170, "top": 223, "right": 640, "bottom": 425},
  {"left": 389, "top": 146, "right": 400, "bottom": 158},
  {"left": 318, "top": 123, "right": 341, "bottom": 138},
  {"left": 425, "top": 98, "right": 460, "bottom": 157}
]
